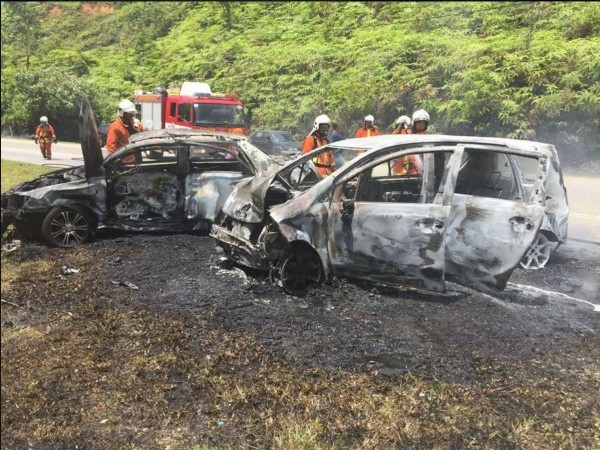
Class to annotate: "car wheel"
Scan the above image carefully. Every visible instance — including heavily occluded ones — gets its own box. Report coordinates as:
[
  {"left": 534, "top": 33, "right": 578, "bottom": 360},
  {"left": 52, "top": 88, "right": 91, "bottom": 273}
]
[
  {"left": 278, "top": 246, "right": 323, "bottom": 296},
  {"left": 41, "top": 206, "right": 95, "bottom": 248},
  {"left": 520, "top": 232, "right": 557, "bottom": 270}
]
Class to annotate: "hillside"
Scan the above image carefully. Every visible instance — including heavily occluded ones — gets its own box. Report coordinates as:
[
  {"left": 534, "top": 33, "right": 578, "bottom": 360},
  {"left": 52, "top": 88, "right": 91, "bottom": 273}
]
[{"left": 1, "top": 1, "right": 598, "bottom": 165}]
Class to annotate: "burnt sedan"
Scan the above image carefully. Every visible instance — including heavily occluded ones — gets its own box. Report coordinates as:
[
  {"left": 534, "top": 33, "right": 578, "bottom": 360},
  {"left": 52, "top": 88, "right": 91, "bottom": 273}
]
[
  {"left": 1, "top": 100, "right": 279, "bottom": 247},
  {"left": 211, "top": 135, "right": 568, "bottom": 296}
]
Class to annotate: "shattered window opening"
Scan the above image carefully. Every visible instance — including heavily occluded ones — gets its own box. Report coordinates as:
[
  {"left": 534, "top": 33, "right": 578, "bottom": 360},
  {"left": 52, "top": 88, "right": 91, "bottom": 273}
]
[
  {"left": 455, "top": 149, "right": 537, "bottom": 201},
  {"left": 343, "top": 151, "right": 453, "bottom": 204}
]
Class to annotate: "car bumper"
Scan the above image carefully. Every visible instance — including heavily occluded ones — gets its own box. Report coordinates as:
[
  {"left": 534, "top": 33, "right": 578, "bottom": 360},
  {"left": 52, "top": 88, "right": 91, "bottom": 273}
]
[{"left": 210, "top": 224, "right": 268, "bottom": 270}]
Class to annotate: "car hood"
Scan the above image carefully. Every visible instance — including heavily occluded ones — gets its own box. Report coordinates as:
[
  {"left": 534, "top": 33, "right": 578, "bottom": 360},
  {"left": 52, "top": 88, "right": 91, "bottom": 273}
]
[
  {"left": 221, "top": 167, "right": 332, "bottom": 224},
  {"left": 79, "top": 98, "right": 104, "bottom": 179}
]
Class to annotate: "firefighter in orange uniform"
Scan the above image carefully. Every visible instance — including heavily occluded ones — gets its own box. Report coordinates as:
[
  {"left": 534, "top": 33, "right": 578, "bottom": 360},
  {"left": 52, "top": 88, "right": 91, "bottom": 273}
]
[
  {"left": 355, "top": 115, "right": 380, "bottom": 138},
  {"left": 391, "top": 115, "right": 412, "bottom": 135},
  {"left": 106, "top": 99, "right": 138, "bottom": 163},
  {"left": 35, "top": 116, "right": 57, "bottom": 160},
  {"left": 411, "top": 109, "right": 430, "bottom": 135},
  {"left": 302, "top": 114, "right": 336, "bottom": 176},
  {"left": 391, "top": 110, "right": 430, "bottom": 175}
]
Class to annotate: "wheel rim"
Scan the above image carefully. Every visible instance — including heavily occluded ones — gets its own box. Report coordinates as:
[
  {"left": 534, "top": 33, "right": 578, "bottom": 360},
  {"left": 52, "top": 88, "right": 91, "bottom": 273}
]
[
  {"left": 520, "top": 233, "right": 555, "bottom": 270},
  {"left": 49, "top": 210, "right": 89, "bottom": 247},
  {"left": 279, "top": 249, "right": 322, "bottom": 296}
]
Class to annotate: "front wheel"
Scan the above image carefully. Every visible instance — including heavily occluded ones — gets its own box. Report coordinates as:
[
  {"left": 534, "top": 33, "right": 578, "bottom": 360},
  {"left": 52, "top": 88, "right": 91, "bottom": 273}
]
[
  {"left": 41, "top": 206, "right": 96, "bottom": 248},
  {"left": 278, "top": 246, "right": 323, "bottom": 297},
  {"left": 520, "top": 232, "right": 557, "bottom": 270}
]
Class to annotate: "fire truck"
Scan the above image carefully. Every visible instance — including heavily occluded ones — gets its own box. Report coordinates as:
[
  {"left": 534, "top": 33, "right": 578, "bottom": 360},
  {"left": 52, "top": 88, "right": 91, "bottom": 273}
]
[{"left": 133, "top": 82, "right": 247, "bottom": 135}]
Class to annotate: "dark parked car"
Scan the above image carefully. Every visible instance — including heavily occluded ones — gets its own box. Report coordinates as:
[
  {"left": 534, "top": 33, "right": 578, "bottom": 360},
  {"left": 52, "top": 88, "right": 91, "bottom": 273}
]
[
  {"left": 212, "top": 134, "right": 569, "bottom": 296},
  {"left": 98, "top": 123, "right": 109, "bottom": 147},
  {"left": 1, "top": 100, "right": 279, "bottom": 247},
  {"left": 247, "top": 130, "right": 301, "bottom": 156}
]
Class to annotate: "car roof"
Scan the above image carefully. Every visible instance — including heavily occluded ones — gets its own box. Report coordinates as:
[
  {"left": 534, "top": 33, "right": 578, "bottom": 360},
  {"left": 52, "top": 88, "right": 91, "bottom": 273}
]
[
  {"left": 328, "top": 134, "right": 554, "bottom": 153},
  {"left": 252, "top": 130, "right": 293, "bottom": 134},
  {"left": 103, "top": 130, "right": 250, "bottom": 163}
]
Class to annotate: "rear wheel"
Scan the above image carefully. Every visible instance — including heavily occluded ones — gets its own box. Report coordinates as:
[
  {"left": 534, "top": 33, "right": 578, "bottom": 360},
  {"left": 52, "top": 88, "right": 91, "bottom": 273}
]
[
  {"left": 278, "top": 246, "right": 323, "bottom": 297},
  {"left": 520, "top": 232, "right": 557, "bottom": 270},
  {"left": 41, "top": 206, "right": 95, "bottom": 248}
]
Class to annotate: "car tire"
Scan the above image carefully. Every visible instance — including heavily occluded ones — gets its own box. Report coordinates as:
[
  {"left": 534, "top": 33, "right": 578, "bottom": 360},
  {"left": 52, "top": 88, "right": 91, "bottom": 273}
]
[
  {"left": 41, "top": 206, "right": 96, "bottom": 248},
  {"left": 278, "top": 245, "right": 323, "bottom": 297},
  {"left": 519, "top": 231, "right": 557, "bottom": 270}
]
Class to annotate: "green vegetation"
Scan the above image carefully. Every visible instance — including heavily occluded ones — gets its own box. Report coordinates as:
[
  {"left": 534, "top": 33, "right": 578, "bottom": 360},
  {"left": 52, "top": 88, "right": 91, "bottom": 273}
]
[
  {"left": 1, "top": 159, "right": 54, "bottom": 193},
  {"left": 1, "top": 2, "right": 598, "bottom": 165}
]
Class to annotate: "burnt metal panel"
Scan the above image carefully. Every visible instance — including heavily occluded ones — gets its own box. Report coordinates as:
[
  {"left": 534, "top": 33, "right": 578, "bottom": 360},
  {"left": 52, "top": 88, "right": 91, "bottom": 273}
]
[
  {"left": 185, "top": 172, "right": 246, "bottom": 223},
  {"left": 79, "top": 98, "right": 104, "bottom": 179}
]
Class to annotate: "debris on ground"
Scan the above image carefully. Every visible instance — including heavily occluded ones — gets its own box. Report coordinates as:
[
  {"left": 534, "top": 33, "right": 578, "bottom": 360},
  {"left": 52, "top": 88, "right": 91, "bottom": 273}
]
[
  {"left": 60, "top": 266, "right": 80, "bottom": 275},
  {"left": 110, "top": 280, "right": 139, "bottom": 290},
  {"left": 1, "top": 240, "right": 21, "bottom": 254}
]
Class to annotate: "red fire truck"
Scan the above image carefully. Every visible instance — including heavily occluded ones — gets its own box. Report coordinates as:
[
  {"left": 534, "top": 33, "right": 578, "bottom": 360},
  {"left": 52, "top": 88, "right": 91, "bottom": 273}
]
[{"left": 133, "top": 82, "right": 247, "bottom": 135}]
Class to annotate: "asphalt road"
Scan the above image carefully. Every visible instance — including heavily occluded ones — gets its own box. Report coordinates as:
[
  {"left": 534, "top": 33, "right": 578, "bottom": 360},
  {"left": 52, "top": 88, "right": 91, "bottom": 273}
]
[{"left": 0, "top": 136, "right": 106, "bottom": 167}]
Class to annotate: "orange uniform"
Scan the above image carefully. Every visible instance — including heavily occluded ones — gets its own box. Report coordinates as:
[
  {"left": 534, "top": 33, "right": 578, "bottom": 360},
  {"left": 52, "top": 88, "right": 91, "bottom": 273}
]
[
  {"left": 35, "top": 124, "right": 56, "bottom": 159},
  {"left": 391, "top": 129, "right": 424, "bottom": 175},
  {"left": 106, "top": 117, "right": 136, "bottom": 163},
  {"left": 302, "top": 133, "right": 335, "bottom": 176},
  {"left": 355, "top": 126, "right": 380, "bottom": 138},
  {"left": 391, "top": 128, "right": 413, "bottom": 135}
]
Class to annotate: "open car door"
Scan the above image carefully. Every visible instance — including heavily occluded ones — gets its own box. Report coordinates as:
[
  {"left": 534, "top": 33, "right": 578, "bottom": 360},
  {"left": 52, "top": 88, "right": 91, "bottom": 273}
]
[{"left": 444, "top": 146, "right": 546, "bottom": 290}]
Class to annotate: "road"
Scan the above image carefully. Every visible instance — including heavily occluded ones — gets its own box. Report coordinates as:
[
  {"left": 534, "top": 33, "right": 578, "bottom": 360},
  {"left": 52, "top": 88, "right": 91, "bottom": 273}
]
[
  {"left": 0, "top": 136, "right": 107, "bottom": 167},
  {"left": 1, "top": 136, "right": 599, "bottom": 245}
]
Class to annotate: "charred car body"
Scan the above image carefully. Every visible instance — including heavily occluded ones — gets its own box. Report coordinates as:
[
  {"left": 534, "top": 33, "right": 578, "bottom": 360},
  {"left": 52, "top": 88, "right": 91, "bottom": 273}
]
[
  {"left": 211, "top": 135, "right": 568, "bottom": 295},
  {"left": 1, "top": 100, "right": 279, "bottom": 247}
]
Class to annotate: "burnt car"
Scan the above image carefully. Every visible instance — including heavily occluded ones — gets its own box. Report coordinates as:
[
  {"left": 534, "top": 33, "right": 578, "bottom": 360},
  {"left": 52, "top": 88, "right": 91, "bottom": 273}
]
[
  {"left": 1, "top": 99, "right": 279, "bottom": 247},
  {"left": 248, "top": 130, "right": 301, "bottom": 156},
  {"left": 211, "top": 135, "right": 569, "bottom": 296}
]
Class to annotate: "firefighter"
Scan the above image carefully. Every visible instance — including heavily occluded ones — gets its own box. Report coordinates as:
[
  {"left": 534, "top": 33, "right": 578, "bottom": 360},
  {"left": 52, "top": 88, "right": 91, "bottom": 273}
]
[
  {"left": 411, "top": 109, "right": 430, "bottom": 134},
  {"left": 392, "top": 115, "right": 412, "bottom": 135},
  {"left": 302, "top": 114, "right": 336, "bottom": 176},
  {"left": 391, "top": 110, "right": 429, "bottom": 175},
  {"left": 106, "top": 99, "right": 138, "bottom": 162},
  {"left": 355, "top": 115, "right": 380, "bottom": 138},
  {"left": 35, "top": 116, "right": 57, "bottom": 160}
]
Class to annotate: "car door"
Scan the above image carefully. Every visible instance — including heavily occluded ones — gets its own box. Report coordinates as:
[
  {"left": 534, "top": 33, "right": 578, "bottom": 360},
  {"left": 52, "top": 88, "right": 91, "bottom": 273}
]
[
  {"left": 104, "top": 144, "right": 185, "bottom": 230},
  {"left": 327, "top": 147, "right": 462, "bottom": 291},
  {"left": 445, "top": 146, "right": 546, "bottom": 290},
  {"left": 184, "top": 142, "right": 249, "bottom": 230}
]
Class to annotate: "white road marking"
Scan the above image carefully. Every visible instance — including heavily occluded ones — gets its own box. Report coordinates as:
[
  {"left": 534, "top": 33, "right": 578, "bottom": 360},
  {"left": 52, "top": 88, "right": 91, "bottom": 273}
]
[{"left": 507, "top": 282, "right": 600, "bottom": 312}]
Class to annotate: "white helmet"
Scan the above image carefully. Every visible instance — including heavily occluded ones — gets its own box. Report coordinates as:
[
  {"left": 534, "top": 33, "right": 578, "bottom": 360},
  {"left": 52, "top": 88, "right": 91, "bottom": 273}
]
[
  {"left": 364, "top": 114, "right": 374, "bottom": 122},
  {"left": 312, "top": 114, "right": 332, "bottom": 135},
  {"left": 40, "top": 116, "right": 48, "bottom": 123},
  {"left": 395, "top": 115, "right": 411, "bottom": 128},
  {"left": 412, "top": 109, "right": 430, "bottom": 123},
  {"left": 117, "top": 99, "right": 137, "bottom": 117}
]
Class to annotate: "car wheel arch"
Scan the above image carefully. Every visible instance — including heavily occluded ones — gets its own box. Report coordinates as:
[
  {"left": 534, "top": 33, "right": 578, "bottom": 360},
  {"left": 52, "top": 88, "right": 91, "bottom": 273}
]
[{"left": 274, "top": 239, "right": 326, "bottom": 296}]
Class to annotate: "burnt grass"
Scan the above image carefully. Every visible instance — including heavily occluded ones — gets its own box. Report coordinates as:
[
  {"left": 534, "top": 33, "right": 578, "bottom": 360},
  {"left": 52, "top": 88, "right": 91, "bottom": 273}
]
[{"left": 1, "top": 232, "right": 599, "bottom": 449}]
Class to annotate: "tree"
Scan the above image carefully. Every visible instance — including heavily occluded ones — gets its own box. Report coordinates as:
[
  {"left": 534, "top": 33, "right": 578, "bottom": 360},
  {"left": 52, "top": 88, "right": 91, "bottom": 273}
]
[{"left": 1, "top": 2, "right": 44, "bottom": 72}]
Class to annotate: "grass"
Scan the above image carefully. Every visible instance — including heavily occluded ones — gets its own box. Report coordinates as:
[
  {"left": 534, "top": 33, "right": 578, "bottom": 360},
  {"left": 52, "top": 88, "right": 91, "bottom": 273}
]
[{"left": 1, "top": 159, "right": 54, "bottom": 193}]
